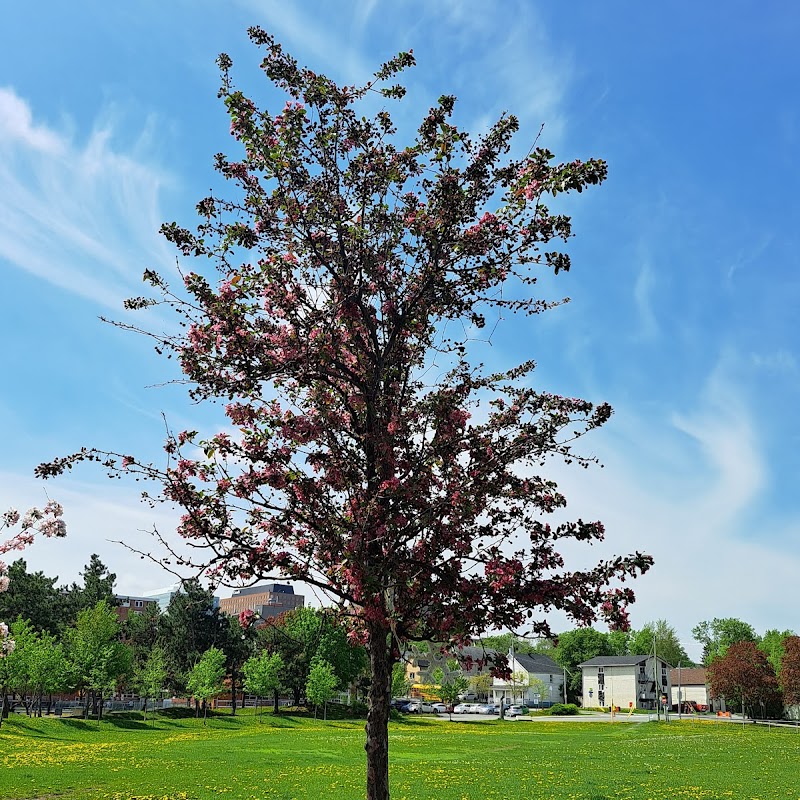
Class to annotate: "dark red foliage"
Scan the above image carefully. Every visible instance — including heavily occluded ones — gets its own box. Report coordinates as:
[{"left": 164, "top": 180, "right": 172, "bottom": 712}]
[
  {"left": 779, "top": 635, "right": 800, "bottom": 706},
  {"left": 708, "top": 640, "right": 781, "bottom": 716}
]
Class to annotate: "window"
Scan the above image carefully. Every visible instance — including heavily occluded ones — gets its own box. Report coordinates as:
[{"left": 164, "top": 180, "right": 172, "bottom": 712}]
[
  {"left": 134, "top": 600, "right": 143, "bottom": 608},
  {"left": 549, "top": 674, "right": 553, "bottom": 682},
  {"left": 598, "top": 691, "right": 605, "bottom": 705}
]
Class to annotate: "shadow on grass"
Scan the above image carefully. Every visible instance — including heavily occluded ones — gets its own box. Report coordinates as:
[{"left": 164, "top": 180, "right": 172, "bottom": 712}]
[
  {"left": 1, "top": 718, "right": 65, "bottom": 741},
  {"left": 157, "top": 708, "right": 198, "bottom": 720},
  {"left": 99, "top": 714, "right": 151, "bottom": 731},
  {"left": 57, "top": 718, "right": 96, "bottom": 732}
]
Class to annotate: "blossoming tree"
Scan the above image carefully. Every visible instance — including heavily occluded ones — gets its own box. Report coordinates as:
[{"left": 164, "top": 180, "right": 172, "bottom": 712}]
[
  {"left": 38, "top": 29, "right": 652, "bottom": 799},
  {"left": 0, "top": 503, "right": 66, "bottom": 724}
]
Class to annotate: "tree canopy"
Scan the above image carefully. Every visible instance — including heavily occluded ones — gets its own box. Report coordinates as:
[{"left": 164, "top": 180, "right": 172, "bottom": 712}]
[
  {"left": 0, "top": 560, "right": 66, "bottom": 636},
  {"left": 628, "top": 620, "right": 692, "bottom": 667},
  {"left": 707, "top": 640, "right": 781, "bottom": 718},
  {"left": 779, "top": 636, "right": 800, "bottom": 707},
  {"left": 692, "top": 618, "right": 758, "bottom": 666},
  {"left": 37, "top": 29, "right": 652, "bottom": 800}
]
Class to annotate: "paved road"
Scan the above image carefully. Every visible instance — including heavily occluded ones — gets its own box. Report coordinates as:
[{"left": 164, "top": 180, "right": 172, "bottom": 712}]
[{"left": 435, "top": 711, "right": 683, "bottom": 723}]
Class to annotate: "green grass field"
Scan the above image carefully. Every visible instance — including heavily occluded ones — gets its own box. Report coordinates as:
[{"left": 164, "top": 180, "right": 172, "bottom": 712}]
[{"left": 1, "top": 711, "right": 798, "bottom": 800}]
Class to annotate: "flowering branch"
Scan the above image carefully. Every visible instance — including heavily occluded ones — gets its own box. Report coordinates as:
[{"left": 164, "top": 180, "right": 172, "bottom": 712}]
[{"left": 0, "top": 502, "right": 66, "bottom": 657}]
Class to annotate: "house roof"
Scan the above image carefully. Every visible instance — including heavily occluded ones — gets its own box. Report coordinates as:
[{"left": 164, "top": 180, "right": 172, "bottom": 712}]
[
  {"left": 669, "top": 667, "right": 706, "bottom": 686},
  {"left": 514, "top": 652, "right": 560, "bottom": 673},
  {"left": 579, "top": 655, "right": 655, "bottom": 668}
]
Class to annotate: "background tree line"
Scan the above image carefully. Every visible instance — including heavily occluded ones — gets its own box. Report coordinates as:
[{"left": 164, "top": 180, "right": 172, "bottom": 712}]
[
  {"left": 4, "top": 554, "right": 799, "bottom": 720},
  {"left": 0, "top": 556, "right": 367, "bottom": 724},
  {"left": 482, "top": 617, "right": 800, "bottom": 712}
]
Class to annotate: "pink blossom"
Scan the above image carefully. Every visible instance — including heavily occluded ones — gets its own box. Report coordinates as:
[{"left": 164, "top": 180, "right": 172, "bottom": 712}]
[{"left": 238, "top": 608, "right": 257, "bottom": 628}]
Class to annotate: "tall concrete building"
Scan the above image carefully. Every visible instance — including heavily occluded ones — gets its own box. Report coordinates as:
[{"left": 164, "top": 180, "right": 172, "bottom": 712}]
[{"left": 218, "top": 583, "right": 304, "bottom": 620}]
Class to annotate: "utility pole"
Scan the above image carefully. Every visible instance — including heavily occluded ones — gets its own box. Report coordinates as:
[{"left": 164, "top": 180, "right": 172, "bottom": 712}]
[
  {"left": 653, "top": 634, "right": 660, "bottom": 722},
  {"left": 677, "top": 663, "right": 682, "bottom": 721}
]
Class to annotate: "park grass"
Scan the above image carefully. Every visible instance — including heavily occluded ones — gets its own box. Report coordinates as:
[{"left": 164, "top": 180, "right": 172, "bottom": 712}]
[{"left": 1, "top": 711, "right": 799, "bottom": 800}]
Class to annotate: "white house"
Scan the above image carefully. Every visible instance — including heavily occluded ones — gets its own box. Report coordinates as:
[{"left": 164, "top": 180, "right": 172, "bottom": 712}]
[
  {"left": 579, "top": 655, "right": 672, "bottom": 710},
  {"left": 669, "top": 667, "right": 710, "bottom": 710},
  {"left": 492, "top": 652, "right": 562, "bottom": 707}
]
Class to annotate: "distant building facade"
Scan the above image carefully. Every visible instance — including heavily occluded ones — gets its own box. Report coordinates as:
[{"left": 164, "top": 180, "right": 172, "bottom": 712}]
[
  {"left": 492, "top": 652, "right": 562, "bottom": 707},
  {"left": 670, "top": 667, "right": 710, "bottom": 709},
  {"left": 141, "top": 582, "right": 220, "bottom": 612},
  {"left": 579, "top": 655, "right": 672, "bottom": 710},
  {"left": 218, "top": 583, "right": 304, "bottom": 620},
  {"left": 141, "top": 583, "right": 184, "bottom": 612},
  {"left": 112, "top": 595, "right": 159, "bottom": 623}
]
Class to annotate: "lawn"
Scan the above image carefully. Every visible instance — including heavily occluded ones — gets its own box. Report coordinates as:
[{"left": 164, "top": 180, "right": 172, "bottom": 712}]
[{"left": 0, "top": 711, "right": 798, "bottom": 800}]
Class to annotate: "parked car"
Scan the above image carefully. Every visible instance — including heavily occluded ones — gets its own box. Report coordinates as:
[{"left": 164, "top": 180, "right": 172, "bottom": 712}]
[
  {"left": 506, "top": 705, "right": 529, "bottom": 717},
  {"left": 476, "top": 703, "right": 497, "bottom": 715},
  {"left": 431, "top": 703, "right": 448, "bottom": 714},
  {"left": 407, "top": 701, "right": 435, "bottom": 714},
  {"left": 453, "top": 703, "right": 478, "bottom": 714}
]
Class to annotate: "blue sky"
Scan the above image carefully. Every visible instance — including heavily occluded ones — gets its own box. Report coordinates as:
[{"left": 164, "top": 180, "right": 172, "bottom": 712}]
[{"left": 2, "top": 1, "right": 799, "bottom": 661}]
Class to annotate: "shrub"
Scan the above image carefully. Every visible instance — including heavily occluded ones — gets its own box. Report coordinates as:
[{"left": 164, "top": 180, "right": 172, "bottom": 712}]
[{"left": 548, "top": 703, "right": 579, "bottom": 716}]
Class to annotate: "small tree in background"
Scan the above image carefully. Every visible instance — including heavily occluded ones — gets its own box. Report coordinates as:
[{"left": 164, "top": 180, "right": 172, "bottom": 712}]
[
  {"left": 1, "top": 503, "right": 67, "bottom": 722},
  {"left": 66, "top": 601, "right": 131, "bottom": 720},
  {"left": 186, "top": 646, "right": 226, "bottom": 725},
  {"left": 528, "top": 676, "right": 547, "bottom": 707},
  {"left": 306, "top": 658, "right": 338, "bottom": 720},
  {"left": 39, "top": 29, "right": 652, "bottom": 799},
  {"left": 243, "top": 650, "right": 284, "bottom": 720},
  {"left": 432, "top": 665, "right": 468, "bottom": 720},
  {"left": 779, "top": 636, "right": 800, "bottom": 713},
  {"left": 707, "top": 641, "right": 781, "bottom": 719},
  {"left": 391, "top": 662, "right": 411, "bottom": 700},
  {"left": 133, "top": 646, "right": 167, "bottom": 723},
  {"left": 469, "top": 672, "right": 494, "bottom": 702}
]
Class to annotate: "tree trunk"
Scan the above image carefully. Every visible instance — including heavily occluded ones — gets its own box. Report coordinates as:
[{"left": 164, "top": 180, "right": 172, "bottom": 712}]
[
  {"left": 273, "top": 689, "right": 279, "bottom": 714},
  {"left": 231, "top": 669, "right": 237, "bottom": 715},
  {"left": 365, "top": 623, "right": 393, "bottom": 800}
]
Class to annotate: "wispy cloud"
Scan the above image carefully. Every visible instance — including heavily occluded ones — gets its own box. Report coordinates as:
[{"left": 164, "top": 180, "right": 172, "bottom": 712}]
[
  {"left": 0, "top": 88, "right": 64, "bottom": 154},
  {"left": 633, "top": 260, "right": 659, "bottom": 339},
  {"left": 726, "top": 232, "right": 774, "bottom": 283},
  {"left": 0, "top": 470, "right": 181, "bottom": 594},
  {"left": 234, "top": 0, "right": 373, "bottom": 82},
  {"left": 750, "top": 349, "right": 797, "bottom": 373},
  {"left": 0, "top": 88, "right": 173, "bottom": 310},
  {"left": 531, "top": 350, "right": 799, "bottom": 658}
]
